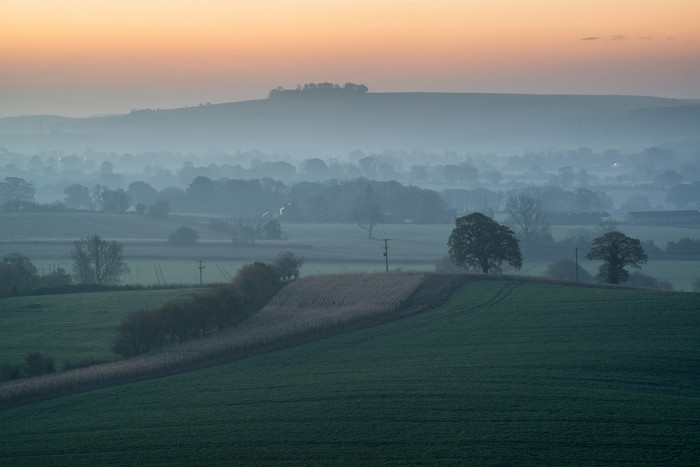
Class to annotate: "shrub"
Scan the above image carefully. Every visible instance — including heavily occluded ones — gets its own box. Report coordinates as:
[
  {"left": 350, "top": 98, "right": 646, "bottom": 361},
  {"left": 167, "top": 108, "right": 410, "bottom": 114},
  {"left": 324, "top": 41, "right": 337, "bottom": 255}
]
[
  {"left": 234, "top": 262, "right": 281, "bottom": 309},
  {"left": 36, "top": 268, "right": 72, "bottom": 288},
  {"left": 262, "top": 219, "right": 282, "bottom": 240},
  {"left": 274, "top": 251, "right": 305, "bottom": 282},
  {"left": 168, "top": 226, "right": 199, "bottom": 246},
  {"left": 112, "top": 309, "right": 167, "bottom": 358},
  {"left": 22, "top": 351, "right": 55, "bottom": 377},
  {"left": 627, "top": 272, "right": 674, "bottom": 291}
]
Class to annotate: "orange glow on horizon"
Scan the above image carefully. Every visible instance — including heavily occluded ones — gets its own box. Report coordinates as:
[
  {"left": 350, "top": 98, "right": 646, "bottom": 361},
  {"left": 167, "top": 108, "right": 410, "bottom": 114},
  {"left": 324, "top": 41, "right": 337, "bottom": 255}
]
[{"left": 2, "top": 0, "right": 699, "bottom": 116}]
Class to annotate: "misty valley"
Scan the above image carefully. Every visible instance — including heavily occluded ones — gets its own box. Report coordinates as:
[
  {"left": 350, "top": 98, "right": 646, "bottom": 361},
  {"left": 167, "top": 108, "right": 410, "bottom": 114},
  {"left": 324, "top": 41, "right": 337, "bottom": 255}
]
[{"left": 1, "top": 90, "right": 699, "bottom": 465}]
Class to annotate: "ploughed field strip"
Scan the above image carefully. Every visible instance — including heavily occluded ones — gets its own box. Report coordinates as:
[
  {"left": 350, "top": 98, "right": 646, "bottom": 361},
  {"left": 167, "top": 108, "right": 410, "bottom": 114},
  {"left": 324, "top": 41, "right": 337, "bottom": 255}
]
[
  {"left": 0, "top": 280, "right": 698, "bottom": 465},
  {"left": 0, "top": 272, "right": 433, "bottom": 407}
]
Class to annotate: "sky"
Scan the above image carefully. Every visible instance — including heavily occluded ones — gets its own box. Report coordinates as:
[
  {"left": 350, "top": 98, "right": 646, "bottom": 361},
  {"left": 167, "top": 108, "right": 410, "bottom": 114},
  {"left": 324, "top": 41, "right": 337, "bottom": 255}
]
[{"left": 2, "top": 0, "right": 699, "bottom": 117}]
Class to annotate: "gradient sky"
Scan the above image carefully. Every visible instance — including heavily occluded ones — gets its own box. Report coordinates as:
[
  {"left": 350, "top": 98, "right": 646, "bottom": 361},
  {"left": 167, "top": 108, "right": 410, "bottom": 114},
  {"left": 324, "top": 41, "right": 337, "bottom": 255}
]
[{"left": 2, "top": 0, "right": 699, "bottom": 117}]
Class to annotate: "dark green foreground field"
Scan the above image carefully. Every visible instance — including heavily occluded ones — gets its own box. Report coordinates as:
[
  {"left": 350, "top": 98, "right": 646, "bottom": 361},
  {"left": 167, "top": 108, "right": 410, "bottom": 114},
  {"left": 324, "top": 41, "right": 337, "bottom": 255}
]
[{"left": 1, "top": 280, "right": 698, "bottom": 465}]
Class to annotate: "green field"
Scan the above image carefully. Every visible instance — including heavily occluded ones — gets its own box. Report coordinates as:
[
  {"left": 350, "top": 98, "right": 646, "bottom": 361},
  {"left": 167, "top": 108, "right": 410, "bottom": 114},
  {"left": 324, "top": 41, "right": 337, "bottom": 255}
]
[
  {"left": 2, "top": 213, "right": 700, "bottom": 290},
  {"left": 1, "top": 280, "right": 698, "bottom": 465},
  {"left": 0, "top": 288, "right": 198, "bottom": 366}
]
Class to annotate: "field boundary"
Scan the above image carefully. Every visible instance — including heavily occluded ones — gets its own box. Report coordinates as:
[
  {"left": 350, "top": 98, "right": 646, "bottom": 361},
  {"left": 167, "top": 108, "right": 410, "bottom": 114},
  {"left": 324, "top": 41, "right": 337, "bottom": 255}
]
[
  {"left": 0, "top": 272, "right": 464, "bottom": 409},
  {"left": 0, "top": 272, "right": 677, "bottom": 410}
]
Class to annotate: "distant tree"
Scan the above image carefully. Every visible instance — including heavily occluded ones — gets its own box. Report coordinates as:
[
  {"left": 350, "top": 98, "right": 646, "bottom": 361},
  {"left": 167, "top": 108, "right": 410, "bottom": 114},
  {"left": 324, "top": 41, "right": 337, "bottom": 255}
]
[
  {"left": 232, "top": 218, "right": 261, "bottom": 244},
  {"left": 543, "top": 259, "right": 593, "bottom": 282},
  {"left": 301, "top": 158, "right": 329, "bottom": 180},
  {"left": 168, "top": 226, "right": 199, "bottom": 246},
  {"left": 148, "top": 200, "right": 170, "bottom": 219},
  {"left": 127, "top": 181, "right": 158, "bottom": 206},
  {"left": 135, "top": 203, "right": 147, "bottom": 215},
  {"left": 655, "top": 170, "right": 683, "bottom": 188},
  {"left": 412, "top": 188, "right": 445, "bottom": 223},
  {"left": 505, "top": 194, "right": 550, "bottom": 243},
  {"left": 274, "top": 251, "right": 305, "bottom": 282},
  {"left": 64, "top": 184, "right": 93, "bottom": 210},
  {"left": 262, "top": 219, "right": 282, "bottom": 240},
  {"left": 448, "top": 213, "right": 522, "bottom": 274},
  {"left": 352, "top": 184, "right": 382, "bottom": 238},
  {"left": 573, "top": 188, "right": 612, "bottom": 212},
  {"left": 585, "top": 231, "right": 647, "bottom": 284},
  {"left": 101, "top": 188, "right": 131, "bottom": 213},
  {"left": 72, "top": 234, "right": 129, "bottom": 285},
  {"left": 0, "top": 177, "right": 35, "bottom": 210},
  {"left": 666, "top": 182, "right": 700, "bottom": 209},
  {"left": 0, "top": 253, "right": 38, "bottom": 295},
  {"left": 0, "top": 177, "right": 35, "bottom": 204},
  {"left": 234, "top": 262, "right": 280, "bottom": 309},
  {"left": 91, "top": 185, "right": 106, "bottom": 210}
]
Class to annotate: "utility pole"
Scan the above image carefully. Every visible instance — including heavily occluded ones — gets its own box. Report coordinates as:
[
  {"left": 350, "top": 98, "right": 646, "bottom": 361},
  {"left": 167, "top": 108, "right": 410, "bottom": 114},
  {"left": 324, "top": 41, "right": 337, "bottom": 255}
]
[
  {"left": 382, "top": 238, "right": 390, "bottom": 272},
  {"left": 575, "top": 247, "right": 579, "bottom": 287},
  {"left": 197, "top": 260, "right": 205, "bottom": 287}
]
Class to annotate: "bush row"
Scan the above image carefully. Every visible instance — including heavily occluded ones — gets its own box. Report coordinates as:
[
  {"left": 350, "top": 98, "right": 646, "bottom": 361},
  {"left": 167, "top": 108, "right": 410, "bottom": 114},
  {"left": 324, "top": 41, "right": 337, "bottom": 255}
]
[{"left": 112, "top": 262, "right": 283, "bottom": 358}]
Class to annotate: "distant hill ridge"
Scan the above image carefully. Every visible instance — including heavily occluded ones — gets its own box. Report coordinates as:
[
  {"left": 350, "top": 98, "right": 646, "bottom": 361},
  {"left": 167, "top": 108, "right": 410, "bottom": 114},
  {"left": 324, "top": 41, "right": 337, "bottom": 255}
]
[{"left": 1, "top": 92, "right": 699, "bottom": 155}]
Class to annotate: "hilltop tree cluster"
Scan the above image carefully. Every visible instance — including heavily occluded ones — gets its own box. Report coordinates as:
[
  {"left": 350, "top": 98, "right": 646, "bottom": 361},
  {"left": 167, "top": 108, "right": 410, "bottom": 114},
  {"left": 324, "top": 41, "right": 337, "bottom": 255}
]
[{"left": 268, "top": 82, "right": 368, "bottom": 99}]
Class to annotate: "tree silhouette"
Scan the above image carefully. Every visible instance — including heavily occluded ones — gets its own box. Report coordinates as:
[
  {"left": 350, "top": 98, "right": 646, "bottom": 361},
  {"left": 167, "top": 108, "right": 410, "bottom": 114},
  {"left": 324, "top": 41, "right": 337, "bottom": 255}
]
[
  {"left": 585, "top": 231, "right": 647, "bottom": 284},
  {"left": 448, "top": 213, "right": 522, "bottom": 274},
  {"left": 72, "top": 234, "right": 129, "bottom": 285}
]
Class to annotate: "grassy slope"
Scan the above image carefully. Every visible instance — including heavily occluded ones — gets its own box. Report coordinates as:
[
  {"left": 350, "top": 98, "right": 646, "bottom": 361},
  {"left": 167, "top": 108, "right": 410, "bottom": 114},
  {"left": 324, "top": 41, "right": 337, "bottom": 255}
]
[
  {"left": 0, "top": 288, "right": 198, "bottom": 366},
  {"left": 1, "top": 280, "right": 697, "bottom": 465}
]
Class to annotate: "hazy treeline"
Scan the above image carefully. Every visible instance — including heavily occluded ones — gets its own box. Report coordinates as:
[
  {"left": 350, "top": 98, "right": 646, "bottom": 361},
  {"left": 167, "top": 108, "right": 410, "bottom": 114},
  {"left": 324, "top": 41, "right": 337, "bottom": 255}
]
[{"left": 1, "top": 142, "right": 699, "bottom": 213}]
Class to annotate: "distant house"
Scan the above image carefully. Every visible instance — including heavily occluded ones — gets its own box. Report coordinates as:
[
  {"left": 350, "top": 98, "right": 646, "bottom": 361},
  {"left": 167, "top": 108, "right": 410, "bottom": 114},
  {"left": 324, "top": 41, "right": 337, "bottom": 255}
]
[{"left": 625, "top": 210, "right": 700, "bottom": 225}]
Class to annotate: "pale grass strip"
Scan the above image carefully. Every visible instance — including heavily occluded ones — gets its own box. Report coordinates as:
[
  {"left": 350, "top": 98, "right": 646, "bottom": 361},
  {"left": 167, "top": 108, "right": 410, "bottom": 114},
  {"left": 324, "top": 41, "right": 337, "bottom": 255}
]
[{"left": 0, "top": 272, "right": 428, "bottom": 405}]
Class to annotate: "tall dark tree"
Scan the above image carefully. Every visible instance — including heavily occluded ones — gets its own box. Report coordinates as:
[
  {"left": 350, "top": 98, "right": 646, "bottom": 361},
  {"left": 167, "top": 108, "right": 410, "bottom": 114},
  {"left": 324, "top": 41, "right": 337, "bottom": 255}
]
[
  {"left": 585, "top": 231, "right": 647, "bottom": 284},
  {"left": 448, "top": 213, "right": 522, "bottom": 274},
  {"left": 72, "top": 234, "right": 129, "bottom": 285}
]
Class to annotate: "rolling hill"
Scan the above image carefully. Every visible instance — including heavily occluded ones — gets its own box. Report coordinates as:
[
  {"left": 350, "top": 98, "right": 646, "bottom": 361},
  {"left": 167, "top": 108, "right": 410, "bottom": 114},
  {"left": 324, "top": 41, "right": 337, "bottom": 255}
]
[
  {"left": 2, "top": 93, "right": 699, "bottom": 155},
  {"left": 0, "top": 275, "right": 698, "bottom": 464}
]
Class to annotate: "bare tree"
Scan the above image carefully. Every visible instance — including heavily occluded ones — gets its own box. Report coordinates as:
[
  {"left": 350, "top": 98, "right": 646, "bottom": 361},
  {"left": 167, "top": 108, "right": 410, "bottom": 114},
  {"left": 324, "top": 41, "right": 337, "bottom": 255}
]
[
  {"left": 72, "top": 234, "right": 129, "bottom": 285},
  {"left": 352, "top": 184, "right": 382, "bottom": 238},
  {"left": 506, "top": 194, "right": 550, "bottom": 243}
]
